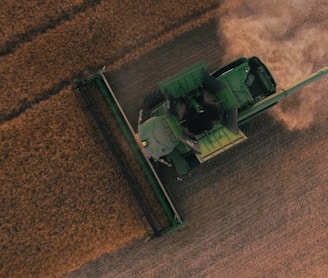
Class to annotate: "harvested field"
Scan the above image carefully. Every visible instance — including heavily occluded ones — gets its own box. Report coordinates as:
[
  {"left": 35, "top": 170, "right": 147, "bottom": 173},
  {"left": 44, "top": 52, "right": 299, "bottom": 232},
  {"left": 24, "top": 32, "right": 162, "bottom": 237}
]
[{"left": 1, "top": 0, "right": 328, "bottom": 277}]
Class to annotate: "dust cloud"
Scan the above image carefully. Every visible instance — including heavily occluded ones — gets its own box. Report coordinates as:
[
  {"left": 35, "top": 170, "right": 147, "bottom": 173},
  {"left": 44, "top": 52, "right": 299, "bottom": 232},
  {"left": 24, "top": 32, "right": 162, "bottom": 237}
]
[{"left": 218, "top": 0, "right": 328, "bottom": 129}]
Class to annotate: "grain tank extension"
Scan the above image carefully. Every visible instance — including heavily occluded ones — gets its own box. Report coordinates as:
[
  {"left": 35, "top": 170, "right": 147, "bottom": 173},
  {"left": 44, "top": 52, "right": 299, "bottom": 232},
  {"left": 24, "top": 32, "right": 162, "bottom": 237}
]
[{"left": 138, "top": 57, "right": 328, "bottom": 177}]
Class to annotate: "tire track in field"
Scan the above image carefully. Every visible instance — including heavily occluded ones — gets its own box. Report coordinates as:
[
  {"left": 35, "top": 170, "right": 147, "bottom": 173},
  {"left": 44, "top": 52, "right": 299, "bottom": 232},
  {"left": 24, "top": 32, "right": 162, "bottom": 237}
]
[
  {"left": 0, "top": 3, "right": 221, "bottom": 125},
  {"left": 0, "top": 0, "right": 81, "bottom": 45},
  {"left": 0, "top": 0, "right": 101, "bottom": 56},
  {"left": 0, "top": 79, "right": 71, "bottom": 124}
]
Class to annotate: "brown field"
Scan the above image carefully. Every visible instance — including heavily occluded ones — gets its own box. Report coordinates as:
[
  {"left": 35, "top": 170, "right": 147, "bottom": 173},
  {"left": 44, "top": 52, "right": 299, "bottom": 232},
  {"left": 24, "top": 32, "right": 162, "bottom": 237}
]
[
  {"left": 0, "top": 0, "right": 218, "bottom": 122},
  {"left": 1, "top": 0, "right": 328, "bottom": 277}
]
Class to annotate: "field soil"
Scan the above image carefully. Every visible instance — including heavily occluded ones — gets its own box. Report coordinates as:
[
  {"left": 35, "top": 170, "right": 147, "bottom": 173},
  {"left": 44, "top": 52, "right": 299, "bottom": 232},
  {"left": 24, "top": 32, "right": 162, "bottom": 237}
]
[{"left": 1, "top": 0, "right": 327, "bottom": 277}]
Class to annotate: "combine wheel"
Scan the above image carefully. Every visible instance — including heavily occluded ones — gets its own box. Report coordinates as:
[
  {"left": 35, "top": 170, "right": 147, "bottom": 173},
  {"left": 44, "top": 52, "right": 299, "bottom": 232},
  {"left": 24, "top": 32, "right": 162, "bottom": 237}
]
[{"left": 144, "top": 91, "right": 164, "bottom": 109}]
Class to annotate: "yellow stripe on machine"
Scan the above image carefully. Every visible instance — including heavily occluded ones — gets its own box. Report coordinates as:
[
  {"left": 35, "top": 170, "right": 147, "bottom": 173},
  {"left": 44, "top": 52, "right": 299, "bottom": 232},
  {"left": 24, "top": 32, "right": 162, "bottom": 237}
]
[{"left": 195, "top": 127, "right": 247, "bottom": 163}]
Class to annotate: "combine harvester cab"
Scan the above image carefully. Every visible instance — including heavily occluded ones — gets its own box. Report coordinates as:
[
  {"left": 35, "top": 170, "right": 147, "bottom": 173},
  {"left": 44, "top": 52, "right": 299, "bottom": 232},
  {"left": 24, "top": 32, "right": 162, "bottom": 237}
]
[{"left": 138, "top": 57, "right": 328, "bottom": 177}]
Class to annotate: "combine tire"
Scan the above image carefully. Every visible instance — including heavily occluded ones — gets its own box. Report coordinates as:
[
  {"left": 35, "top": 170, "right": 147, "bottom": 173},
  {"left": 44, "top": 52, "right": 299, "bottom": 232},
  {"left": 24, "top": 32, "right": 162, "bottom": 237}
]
[{"left": 144, "top": 91, "right": 164, "bottom": 109}]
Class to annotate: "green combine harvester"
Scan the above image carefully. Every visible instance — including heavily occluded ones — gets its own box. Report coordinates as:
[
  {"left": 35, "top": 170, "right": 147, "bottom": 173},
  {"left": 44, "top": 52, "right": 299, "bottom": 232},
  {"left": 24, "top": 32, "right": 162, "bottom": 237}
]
[{"left": 75, "top": 56, "right": 327, "bottom": 235}]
